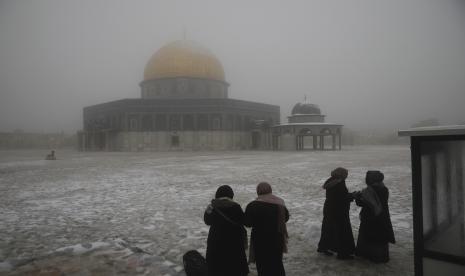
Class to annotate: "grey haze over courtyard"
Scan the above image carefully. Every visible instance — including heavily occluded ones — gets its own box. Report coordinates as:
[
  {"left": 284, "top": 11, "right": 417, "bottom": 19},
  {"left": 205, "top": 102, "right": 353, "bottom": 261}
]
[
  {"left": 1, "top": 1, "right": 465, "bottom": 275},
  {"left": 1, "top": 0, "right": 465, "bottom": 134}
]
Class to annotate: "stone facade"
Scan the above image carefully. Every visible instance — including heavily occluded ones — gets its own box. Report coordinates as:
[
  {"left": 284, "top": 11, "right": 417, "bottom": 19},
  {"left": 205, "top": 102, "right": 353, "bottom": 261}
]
[
  {"left": 79, "top": 98, "right": 279, "bottom": 151},
  {"left": 116, "top": 131, "right": 263, "bottom": 151},
  {"left": 140, "top": 77, "right": 229, "bottom": 99},
  {"left": 78, "top": 40, "right": 341, "bottom": 152}
]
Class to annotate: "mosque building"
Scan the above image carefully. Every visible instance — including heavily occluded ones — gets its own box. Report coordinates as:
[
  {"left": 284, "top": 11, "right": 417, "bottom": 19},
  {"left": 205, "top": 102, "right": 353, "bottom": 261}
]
[
  {"left": 271, "top": 100, "right": 343, "bottom": 150},
  {"left": 78, "top": 40, "right": 279, "bottom": 151},
  {"left": 77, "top": 40, "right": 342, "bottom": 151}
]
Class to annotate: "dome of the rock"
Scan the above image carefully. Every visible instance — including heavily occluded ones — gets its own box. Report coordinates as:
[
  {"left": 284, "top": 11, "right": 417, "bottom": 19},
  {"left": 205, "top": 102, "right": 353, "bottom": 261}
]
[{"left": 143, "top": 40, "right": 225, "bottom": 82}]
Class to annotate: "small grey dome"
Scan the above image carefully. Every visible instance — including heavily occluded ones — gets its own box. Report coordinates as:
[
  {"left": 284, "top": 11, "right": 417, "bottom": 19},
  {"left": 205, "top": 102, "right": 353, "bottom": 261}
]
[{"left": 291, "top": 102, "right": 321, "bottom": 115}]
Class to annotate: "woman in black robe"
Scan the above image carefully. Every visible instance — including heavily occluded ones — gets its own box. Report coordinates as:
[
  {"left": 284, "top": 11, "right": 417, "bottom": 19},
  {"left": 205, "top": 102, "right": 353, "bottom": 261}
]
[
  {"left": 204, "top": 185, "right": 249, "bottom": 276},
  {"left": 355, "top": 170, "right": 395, "bottom": 263},
  {"left": 245, "top": 182, "right": 289, "bottom": 276},
  {"left": 317, "top": 167, "right": 356, "bottom": 259}
]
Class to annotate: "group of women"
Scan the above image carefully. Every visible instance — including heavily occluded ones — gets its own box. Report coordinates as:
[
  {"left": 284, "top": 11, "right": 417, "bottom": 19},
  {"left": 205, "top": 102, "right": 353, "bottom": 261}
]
[
  {"left": 202, "top": 168, "right": 395, "bottom": 276},
  {"left": 317, "top": 168, "right": 396, "bottom": 263},
  {"left": 204, "top": 182, "right": 288, "bottom": 276}
]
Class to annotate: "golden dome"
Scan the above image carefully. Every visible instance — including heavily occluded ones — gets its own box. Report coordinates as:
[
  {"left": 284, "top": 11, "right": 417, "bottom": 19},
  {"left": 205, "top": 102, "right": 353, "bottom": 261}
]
[{"left": 143, "top": 40, "right": 225, "bottom": 82}]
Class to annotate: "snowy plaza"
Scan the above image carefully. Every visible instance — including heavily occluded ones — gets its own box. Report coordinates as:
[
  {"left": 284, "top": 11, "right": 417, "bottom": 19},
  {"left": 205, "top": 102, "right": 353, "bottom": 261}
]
[{"left": 0, "top": 146, "right": 413, "bottom": 275}]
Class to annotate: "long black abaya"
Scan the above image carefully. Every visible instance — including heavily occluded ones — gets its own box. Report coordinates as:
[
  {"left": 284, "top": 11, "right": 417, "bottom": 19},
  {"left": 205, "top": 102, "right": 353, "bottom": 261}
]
[
  {"left": 355, "top": 183, "right": 395, "bottom": 263},
  {"left": 317, "top": 177, "right": 355, "bottom": 257}
]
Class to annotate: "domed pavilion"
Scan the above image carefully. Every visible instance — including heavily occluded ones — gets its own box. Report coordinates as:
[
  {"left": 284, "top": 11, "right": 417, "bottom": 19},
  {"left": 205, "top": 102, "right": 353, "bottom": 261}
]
[
  {"left": 78, "top": 40, "right": 279, "bottom": 151},
  {"left": 271, "top": 100, "right": 343, "bottom": 150}
]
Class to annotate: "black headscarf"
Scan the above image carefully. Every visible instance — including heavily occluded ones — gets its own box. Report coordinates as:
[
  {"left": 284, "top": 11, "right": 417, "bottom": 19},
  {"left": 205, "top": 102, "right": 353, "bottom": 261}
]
[
  {"left": 215, "top": 185, "right": 234, "bottom": 199},
  {"left": 323, "top": 167, "right": 348, "bottom": 189},
  {"left": 366, "top": 171, "right": 384, "bottom": 185},
  {"left": 362, "top": 171, "right": 385, "bottom": 216}
]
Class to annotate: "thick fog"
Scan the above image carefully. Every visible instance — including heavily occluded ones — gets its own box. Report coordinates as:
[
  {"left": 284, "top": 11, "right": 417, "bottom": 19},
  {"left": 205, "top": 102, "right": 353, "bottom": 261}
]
[{"left": 1, "top": 0, "right": 464, "bottom": 133}]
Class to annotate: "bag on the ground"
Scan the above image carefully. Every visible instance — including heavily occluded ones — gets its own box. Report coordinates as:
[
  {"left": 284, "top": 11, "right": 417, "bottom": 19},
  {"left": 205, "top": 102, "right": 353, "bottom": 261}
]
[{"left": 183, "top": 250, "right": 208, "bottom": 276}]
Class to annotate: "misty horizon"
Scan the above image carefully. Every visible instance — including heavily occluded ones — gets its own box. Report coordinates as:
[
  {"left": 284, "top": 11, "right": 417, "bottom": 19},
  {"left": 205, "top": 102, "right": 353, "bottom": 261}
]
[{"left": 1, "top": 0, "right": 465, "bottom": 134}]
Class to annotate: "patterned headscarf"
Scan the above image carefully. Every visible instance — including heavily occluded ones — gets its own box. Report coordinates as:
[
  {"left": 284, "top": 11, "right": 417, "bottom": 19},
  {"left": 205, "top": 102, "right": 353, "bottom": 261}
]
[{"left": 256, "top": 182, "right": 272, "bottom": 195}]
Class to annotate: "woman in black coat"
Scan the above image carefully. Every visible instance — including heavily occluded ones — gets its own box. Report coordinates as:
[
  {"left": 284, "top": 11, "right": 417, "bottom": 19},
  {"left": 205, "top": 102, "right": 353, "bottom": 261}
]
[
  {"left": 355, "top": 170, "right": 395, "bottom": 263},
  {"left": 317, "top": 167, "right": 356, "bottom": 259},
  {"left": 245, "top": 182, "right": 289, "bottom": 276},
  {"left": 204, "top": 185, "right": 249, "bottom": 276}
]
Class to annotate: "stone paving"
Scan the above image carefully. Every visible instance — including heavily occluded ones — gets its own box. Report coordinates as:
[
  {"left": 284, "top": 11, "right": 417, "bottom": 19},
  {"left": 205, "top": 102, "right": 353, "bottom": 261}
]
[{"left": 0, "top": 146, "right": 413, "bottom": 275}]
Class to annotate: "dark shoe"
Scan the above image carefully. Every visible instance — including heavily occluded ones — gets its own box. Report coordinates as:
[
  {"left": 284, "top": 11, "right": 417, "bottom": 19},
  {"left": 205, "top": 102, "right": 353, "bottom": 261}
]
[
  {"left": 317, "top": 248, "right": 334, "bottom": 256},
  {"left": 337, "top": 254, "right": 354, "bottom": 260}
]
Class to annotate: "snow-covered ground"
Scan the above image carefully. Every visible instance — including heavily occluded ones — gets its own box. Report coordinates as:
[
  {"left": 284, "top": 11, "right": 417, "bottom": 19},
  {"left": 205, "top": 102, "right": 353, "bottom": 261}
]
[{"left": 0, "top": 146, "right": 413, "bottom": 275}]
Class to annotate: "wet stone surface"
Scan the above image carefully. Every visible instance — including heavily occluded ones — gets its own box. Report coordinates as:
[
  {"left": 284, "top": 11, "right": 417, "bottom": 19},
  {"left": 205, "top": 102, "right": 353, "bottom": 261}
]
[{"left": 0, "top": 146, "right": 413, "bottom": 275}]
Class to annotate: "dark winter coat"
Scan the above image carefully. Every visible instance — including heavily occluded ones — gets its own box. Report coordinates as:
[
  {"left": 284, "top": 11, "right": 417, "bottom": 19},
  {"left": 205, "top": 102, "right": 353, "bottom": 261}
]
[
  {"left": 317, "top": 177, "right": 355, "bottom": 256},
  {"left": 355, "top": 183, "right": 395, "bottom": 262},
  {"left": 204, "top": 198, "right": 249, "bottom": 276},
  {"left": 245, "top": 201, "right": 289, "bottom": 276}
]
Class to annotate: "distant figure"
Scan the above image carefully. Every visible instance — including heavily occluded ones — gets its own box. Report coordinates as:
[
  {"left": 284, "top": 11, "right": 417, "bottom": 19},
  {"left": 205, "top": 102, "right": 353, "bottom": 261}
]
[
  {"left": 204, "top": 185, "right": 249, "bottom": 276},
  {"left": 245, "top": 182, "right": 289, "bottom": 276},
  {"left": 317, "top": 167, "right": 355, "bottom": 259},
  {"left": 45, "top": 150, "right": 56, "bottom": 160},
  {"left": 354, "top": 171, "right": 395, "bottom": 263}
]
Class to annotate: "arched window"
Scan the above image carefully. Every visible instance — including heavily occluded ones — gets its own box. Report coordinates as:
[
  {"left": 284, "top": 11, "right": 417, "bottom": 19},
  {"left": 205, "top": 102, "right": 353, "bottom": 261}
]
[
  {"left": 155, "top": 114, "right": 167, "bottom": 131},
  {"left": 244, "top": 116, "right": 251, "bottom": 131},
  {"left": 183, "top": 115, "right": 194, "bottom": 130},
  {"left": 162, "top": 84, "right": 170, "bottom": 95},
  {"left": 198, "top": 114, "right": 209, "bottom": 130},
  {"left": 299, "top": 128, "right": 312, "bottom": 136},
  {"left": 129, "top": 117, "right": 138, "bottom": 131},
  {"left": 141, "top": 115, "right": 153, "bottom": 131},
  {"left": 177, "top": 78, "right": 188, "bottom": 94},
  {"left": 212, "top": 117, "right": 221, "bottom": 130},
  {"left": 321, "top": 128, "right": 332, "bottom": 135},
  {"left": 234, "top": 115, "right": 242, "bottom": 131},
  {"left": 169, "top": 115, "right": 181, "bottom": 131},
  {"left": 171, "top": 134, "right": 180, "bottom": 147},
  {"left": 225, "top": 115, "right": 233, "bottom": 130}
]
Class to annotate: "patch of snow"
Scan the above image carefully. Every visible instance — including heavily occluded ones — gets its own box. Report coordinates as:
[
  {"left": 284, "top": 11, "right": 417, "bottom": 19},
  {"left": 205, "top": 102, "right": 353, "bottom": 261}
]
[
  {"left": 0, "top": 146, "right": 414, "bottom": 275},
  {"left": 162, "top": 260, "right": 175, "bottom": 267},
  {"left": 55, "top": 242, "right": 110, "bottom": 255}
]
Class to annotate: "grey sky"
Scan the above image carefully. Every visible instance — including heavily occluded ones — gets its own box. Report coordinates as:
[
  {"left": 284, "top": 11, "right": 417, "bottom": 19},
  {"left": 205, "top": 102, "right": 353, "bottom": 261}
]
[{"left": 1, "top": 0, "right": 464, "bottom": 133}]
